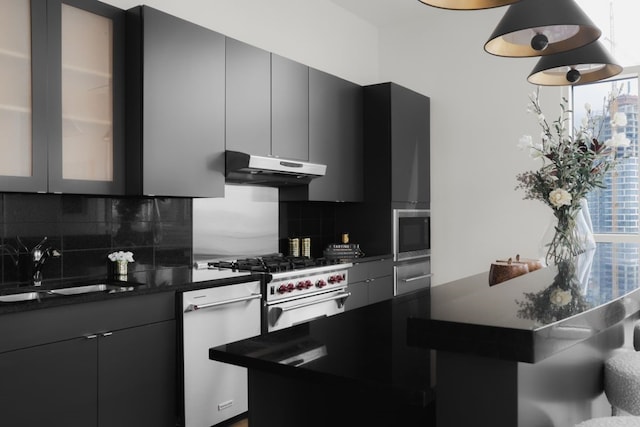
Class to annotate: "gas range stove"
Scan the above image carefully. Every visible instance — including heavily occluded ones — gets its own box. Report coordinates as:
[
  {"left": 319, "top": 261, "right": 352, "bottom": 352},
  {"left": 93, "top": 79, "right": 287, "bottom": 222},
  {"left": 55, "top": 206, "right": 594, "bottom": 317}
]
[{"left": 201, "top": 254, "right": 351, "bottom": 302}]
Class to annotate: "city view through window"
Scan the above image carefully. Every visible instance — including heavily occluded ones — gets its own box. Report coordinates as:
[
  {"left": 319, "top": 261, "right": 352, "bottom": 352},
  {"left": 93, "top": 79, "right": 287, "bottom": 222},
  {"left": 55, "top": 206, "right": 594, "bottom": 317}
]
[{"left": 569, "top": 1, "right": 639, "bottom": 301}]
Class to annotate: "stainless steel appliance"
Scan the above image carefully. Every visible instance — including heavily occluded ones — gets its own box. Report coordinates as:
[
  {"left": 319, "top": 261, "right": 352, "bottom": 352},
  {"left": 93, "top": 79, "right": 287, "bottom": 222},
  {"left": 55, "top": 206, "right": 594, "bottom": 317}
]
[
  {"left": 393, "top": 209, "right": 432, "bottom": 296},
  {"left": 393, "top": 209, "right": 431, "bottom": 262},
  {"left": 394, "top": 257, "right": 432, "bottom": 296},
  {"left": 208, "top": 255, "right": 352, "bottom": 333},
  {"left": 225, "top": 150, "right": 327, "bottom": 186},
  {"left": 180, "top": 276, "right": 261, "bottom": 427}
]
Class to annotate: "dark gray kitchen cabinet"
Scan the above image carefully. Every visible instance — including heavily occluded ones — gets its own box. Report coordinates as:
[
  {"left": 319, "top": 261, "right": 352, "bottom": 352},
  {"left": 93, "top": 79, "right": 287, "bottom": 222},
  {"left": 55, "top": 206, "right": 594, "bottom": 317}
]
[
  {"left": 345, "top": 257, "right": 393, "bottom": 311},
  {"left": 307, "top": 68, "right": 363, "bottom": 202},
  {"left": 0, "top": 337, "right": 97, "bottom": 426},
  {"left": 226, "top": 37, "right": 271, "bottom": 156},
  {"left": 271, "top": 53, "right": 309, "bottom": 161},
  {"left": 0, "top": 0, "right": 125, "bottom": 195},
  {"left": 99, "top": 320, "right": 176, "bottom": 427},
  {"left": 126, "top": 6, "right": 225, "bottom": 197},
  {"left": 0, "top": 292, "right": 176, "bottom": 427},
  {"left": 364, "top": 82, "right": 430, "bottom": 207}
]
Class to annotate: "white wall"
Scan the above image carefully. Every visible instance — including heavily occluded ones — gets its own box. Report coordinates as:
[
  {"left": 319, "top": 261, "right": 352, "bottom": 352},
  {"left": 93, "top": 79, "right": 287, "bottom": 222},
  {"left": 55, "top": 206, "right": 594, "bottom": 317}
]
[
  {"left": 102, "top": 0, "right": 563, "bottom": 285},
  {"left": 377, "top": 8, "right": 563, "bottom": 285},
  {"left": 101, "top": 0, "right": 380, "bottom": 85}
]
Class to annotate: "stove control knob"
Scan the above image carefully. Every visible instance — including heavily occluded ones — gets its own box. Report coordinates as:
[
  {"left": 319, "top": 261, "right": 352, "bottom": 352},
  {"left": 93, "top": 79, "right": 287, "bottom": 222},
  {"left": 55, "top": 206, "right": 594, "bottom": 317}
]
[
  {"left": 335, "top": 274, "right": 344, "bottom": 283},
  {"left": 316, "top": 279, "right": 327, "bottom": 288},
  {"left": 304, "top": 280, "right": 313, "bottom": 289},
  {"left": 277, "top": 284, "right": 288, "bottom": 294},
  {"left": 328, "top": 275, "right": 337, "bottom": 284},
  {"left": 296, "top": 281, "right": 306, "bottom": 290},
  {"left": 286, "top": 283, "right": 295, "bottom": 292}
]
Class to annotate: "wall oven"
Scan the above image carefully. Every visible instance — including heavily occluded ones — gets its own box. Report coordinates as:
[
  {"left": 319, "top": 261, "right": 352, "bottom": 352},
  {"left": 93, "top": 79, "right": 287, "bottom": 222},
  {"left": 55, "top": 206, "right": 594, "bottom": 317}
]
[{"left": 393, "top": 209, "right": 430, "bottom": 262}]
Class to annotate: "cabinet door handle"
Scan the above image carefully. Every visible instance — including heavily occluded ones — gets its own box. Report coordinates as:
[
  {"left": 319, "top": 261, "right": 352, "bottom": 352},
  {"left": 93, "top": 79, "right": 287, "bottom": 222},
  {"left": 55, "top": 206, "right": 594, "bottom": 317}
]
[
  {"left": 402, "top": 273, "right": 433, "bottom": 283},
  {"left": 102, "top": 332, "right": 113, "bottom": 337},
  {"left": 364, "top": 278, "right": 376, "bottom": 283},
  {"left": 85, "top": 334, "right": 98, "bottom": 340}
]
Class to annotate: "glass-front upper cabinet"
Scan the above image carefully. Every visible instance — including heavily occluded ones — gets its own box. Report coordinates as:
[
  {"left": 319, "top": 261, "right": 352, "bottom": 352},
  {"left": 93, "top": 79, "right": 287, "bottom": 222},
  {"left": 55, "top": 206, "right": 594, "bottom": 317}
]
[
  {"left": 48, "top": 0, "right": 125, "bottom": 194},
  {"left": 0, "top": 0, "right": 124, "bottom": 194},
  {"left": 0, "top": 0, "right": 47, "bottom": 192}
]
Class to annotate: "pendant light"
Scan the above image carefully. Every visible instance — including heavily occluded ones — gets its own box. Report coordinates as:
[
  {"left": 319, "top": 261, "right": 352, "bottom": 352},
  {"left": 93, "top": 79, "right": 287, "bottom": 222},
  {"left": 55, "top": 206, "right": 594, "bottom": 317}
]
[
  {"left": 417, "top": 0, "right": 520, "bottom": 10},
  {"left": 484, "top": 0, "right": 601, "bottom": 57},
  {"left": 527, "top": 41, "right": 622, "bottom": 86}
]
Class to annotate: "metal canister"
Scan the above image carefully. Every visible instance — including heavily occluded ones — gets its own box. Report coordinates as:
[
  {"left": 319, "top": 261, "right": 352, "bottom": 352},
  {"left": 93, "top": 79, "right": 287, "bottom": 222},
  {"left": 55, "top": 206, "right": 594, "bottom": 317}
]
[
  {"left": 302, "top": 238, "right": 311, "bottom": 258},
  {"left": 289, "top": 238, "right": 300, "bottom": 257},
  {"left": 341, "top": 233, "right": 349, "bottom": 244}
]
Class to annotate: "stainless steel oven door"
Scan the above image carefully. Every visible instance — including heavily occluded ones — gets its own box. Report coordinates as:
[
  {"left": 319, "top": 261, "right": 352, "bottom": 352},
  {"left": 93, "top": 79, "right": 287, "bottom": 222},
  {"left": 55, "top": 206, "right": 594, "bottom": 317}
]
[
  {"left": 266, "top": 287, "right": 350, "bottom": 332},
  {"left": 394, "top": 257, "right": 432, "bottom": 296}
]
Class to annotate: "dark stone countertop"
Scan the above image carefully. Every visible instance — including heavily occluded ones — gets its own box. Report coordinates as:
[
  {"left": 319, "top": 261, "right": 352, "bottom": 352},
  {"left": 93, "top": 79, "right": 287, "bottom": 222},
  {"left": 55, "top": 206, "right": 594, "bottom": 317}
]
[
  {"left": 0, "top": 266, "right": 264, "bottom": 316},
  {"left": 209, "top": 289, "right": 434, "bottom": 405},
  {"left": 408, "top": 243, "right": 640, "bottom": 363}
]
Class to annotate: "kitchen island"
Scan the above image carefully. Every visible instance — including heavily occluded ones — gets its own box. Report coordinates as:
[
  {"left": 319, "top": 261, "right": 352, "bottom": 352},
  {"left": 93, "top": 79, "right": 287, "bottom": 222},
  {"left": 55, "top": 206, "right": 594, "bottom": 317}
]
[
  {"left": 408, "top": 244, "right": 640, "bottom": 427},
  {"left": 210, "top": 289, "right": 435, "bottom": 427},
  {"left": 210, "top": 244, "right": 640, "bottom": 427}
]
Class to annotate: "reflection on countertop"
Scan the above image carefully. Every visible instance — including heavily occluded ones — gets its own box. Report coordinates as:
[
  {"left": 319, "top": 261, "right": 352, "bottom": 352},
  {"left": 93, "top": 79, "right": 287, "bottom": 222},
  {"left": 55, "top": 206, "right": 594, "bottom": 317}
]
[{"left": 408, "top": 242, "right": 640, "bottom": 363}]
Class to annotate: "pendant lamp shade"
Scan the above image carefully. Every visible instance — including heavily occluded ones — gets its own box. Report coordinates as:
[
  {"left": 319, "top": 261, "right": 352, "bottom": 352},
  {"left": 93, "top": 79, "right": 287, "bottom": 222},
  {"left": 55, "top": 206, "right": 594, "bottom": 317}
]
[
  {"left": 528, "top": 41, "right": 622, "bottom": 86},
  {"left": 484, "top": 0, "right": 601, "bottom": 57},
  {"left": 417, "top": 0, "right": 520, "bottom": 10}
]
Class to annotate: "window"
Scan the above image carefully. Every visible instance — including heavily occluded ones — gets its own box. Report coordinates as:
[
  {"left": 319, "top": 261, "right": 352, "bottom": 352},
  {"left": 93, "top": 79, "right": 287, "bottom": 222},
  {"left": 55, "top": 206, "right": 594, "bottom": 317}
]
[
  {"left": 573, "top": 76, "right": 639, "bottom": 236},
  {"left": 570, "top": 2, "right": 640, "bottom": 297}
]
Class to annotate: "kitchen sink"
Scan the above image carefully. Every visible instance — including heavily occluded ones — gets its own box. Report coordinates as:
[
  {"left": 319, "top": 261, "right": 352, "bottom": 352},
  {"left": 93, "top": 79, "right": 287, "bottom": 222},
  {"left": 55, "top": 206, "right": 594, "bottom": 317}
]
[
  {"left": 0, "top": 292, "right": 43, "bottom": 302},
  {"left": 0, "top": 283, "right": 137, "bottom": 303},
  {"left": 49, "top": 284, "right": 134, "bottom": 296}
]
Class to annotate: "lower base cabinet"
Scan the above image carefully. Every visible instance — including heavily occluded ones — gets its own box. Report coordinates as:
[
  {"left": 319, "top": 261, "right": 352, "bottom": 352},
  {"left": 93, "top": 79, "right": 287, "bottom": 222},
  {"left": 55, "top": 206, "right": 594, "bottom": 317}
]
[
  {"left": 0, "top": 293, "right": 176, "bottom": 427},
  {"left": 346, "top": 257, "right": 393, "bottom": 311},
  {"left": 0, "top": 338, "right": 97, "bottom": 426}
]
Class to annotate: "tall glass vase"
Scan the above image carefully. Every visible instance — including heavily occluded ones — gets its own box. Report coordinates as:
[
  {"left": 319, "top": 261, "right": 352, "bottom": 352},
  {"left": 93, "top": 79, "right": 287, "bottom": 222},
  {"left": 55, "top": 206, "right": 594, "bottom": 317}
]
[{"left": 540, "top": 199, "right": 595, "bottom": 266}]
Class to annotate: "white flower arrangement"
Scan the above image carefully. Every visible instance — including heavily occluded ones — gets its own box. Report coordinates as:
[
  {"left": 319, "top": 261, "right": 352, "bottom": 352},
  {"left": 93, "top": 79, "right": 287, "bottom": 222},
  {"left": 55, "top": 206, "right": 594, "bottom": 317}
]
[
  {"left": 549, "top": 288, "right": 572, "bottom": 307},
  {"left": 108, "top": 251, "right": 135, "bottom": 263}
]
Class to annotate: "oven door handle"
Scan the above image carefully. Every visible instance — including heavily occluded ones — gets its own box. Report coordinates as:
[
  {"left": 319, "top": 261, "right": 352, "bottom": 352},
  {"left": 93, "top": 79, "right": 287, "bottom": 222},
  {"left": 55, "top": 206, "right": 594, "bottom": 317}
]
[
  {"left": 270, "top": 292, "right": 351, "bottom": 324},
  {"left": 402, "top": 273, "right": 433, "bottom": 283},
  {"left": 184, "top": 293, "right": 262, "bottom": 312}
]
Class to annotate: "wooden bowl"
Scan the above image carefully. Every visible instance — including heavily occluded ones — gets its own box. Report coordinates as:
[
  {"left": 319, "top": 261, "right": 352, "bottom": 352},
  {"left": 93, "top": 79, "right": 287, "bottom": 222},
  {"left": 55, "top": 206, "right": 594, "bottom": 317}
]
[{"left": 489, "top": 258, "right": 529, "bottom": 286}]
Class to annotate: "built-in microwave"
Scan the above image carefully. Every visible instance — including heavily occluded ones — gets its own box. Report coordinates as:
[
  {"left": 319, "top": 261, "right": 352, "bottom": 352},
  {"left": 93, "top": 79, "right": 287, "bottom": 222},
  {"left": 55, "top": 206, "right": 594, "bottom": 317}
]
[{"left": 393, "top": 209, "right": 431, "bottom": 262}]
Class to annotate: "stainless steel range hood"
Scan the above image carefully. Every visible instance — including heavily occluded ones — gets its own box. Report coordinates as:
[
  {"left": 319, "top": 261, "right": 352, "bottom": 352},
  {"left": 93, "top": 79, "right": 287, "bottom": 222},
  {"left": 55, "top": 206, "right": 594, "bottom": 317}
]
[{"left": 225, "top": 150, "right": 326, "bottom": 186}]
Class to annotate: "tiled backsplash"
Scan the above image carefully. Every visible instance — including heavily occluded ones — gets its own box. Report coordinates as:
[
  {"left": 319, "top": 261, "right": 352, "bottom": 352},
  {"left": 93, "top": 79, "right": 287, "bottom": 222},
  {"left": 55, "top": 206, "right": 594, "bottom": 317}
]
[{"left": 0, "top": 194, "right": 192, "bottom": 288}]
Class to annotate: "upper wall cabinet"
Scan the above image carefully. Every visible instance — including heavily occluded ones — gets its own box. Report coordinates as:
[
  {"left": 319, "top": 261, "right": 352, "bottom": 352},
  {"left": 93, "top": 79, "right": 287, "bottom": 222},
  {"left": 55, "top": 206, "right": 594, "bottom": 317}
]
[
  {"left": 364, "top": 82, "right": 430, "bottom": 207},
  {"left": 307, "top": 68, "right": 363, "bottom": 202},
  {"left": 271, "top": 54, "right": 309, "bottom": 161},
  {"left": 126, "top": 6, "right": 225, "bottom": 197},
  {"left": 0, "top": 0, "right": 125, "bottom": 195},
  {"left": 225, "top": 38, "right": 271, "bottom": 157},
  {"left": 226, "top": 43, "right": 310, "bottom": 162},
  {"left": 0, "top": 0, "right": 47, "bottom": 192}
]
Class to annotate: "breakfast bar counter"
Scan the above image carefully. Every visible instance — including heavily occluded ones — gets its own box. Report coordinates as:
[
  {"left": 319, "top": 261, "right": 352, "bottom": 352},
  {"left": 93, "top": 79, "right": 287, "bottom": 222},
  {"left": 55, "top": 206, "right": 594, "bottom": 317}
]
[{"left": 408, "top": 243, "right": 640, "bottom": 427}]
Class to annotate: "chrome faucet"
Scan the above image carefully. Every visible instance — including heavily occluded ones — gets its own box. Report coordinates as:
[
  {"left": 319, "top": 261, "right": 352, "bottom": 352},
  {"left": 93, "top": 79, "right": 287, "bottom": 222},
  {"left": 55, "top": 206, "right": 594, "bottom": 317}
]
[{"left": 29, "top": 237, "right": 61, "bottom": 286}]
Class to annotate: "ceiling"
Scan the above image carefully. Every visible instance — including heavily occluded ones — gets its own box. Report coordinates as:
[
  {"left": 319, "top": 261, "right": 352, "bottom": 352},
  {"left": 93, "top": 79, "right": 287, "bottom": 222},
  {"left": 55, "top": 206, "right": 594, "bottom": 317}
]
[{"left": 329, "top": 0, "right": 432, "bottom": 27}]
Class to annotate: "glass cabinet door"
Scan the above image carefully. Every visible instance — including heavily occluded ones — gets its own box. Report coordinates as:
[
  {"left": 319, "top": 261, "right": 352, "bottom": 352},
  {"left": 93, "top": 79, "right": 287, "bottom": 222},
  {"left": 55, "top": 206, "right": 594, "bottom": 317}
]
[
  {"left": 61, "top": 3, "right": 114, "bottom": 182},
  {"left": 0, "top": 0, "right": 47, "bottom": 192},
  {"left": 48, "top": 0, "right": 124, "bottom": 195}
]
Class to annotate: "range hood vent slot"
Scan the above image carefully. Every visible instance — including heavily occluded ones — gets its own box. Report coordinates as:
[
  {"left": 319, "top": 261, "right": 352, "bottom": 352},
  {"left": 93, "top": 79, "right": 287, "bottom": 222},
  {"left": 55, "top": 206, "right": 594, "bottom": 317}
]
[{"left": 225, "top": 151, "right": 326, "bottom": 186}]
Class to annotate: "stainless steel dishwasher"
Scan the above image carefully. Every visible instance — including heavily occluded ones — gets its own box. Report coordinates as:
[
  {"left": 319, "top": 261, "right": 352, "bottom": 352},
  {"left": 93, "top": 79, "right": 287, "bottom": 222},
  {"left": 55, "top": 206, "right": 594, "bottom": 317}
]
[{"left": 180, "top": 278, "right": 261, "bottom": 427}]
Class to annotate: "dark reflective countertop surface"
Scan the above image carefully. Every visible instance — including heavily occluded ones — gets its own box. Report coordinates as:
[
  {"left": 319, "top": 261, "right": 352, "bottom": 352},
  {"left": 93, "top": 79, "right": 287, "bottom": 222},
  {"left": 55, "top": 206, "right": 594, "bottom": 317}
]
[
  {"left": 409, "top": 243, "right": 640, "bottom": 362},
  {"left": 211, "top": 290, "right": 434, "bottom": 403}
]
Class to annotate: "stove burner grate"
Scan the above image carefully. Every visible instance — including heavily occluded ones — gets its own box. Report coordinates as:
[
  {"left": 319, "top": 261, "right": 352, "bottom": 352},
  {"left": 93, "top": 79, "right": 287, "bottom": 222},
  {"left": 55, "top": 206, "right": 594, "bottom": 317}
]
[{"left": 209, "top": 255, "right": 343, "bottom": 274}]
